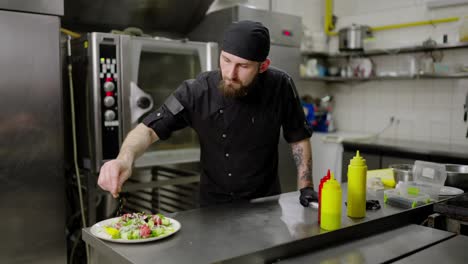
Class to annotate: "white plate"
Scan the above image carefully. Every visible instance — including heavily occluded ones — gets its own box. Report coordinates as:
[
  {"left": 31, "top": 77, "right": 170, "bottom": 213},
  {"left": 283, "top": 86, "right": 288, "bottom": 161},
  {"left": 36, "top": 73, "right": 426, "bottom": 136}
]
[
  {"left": 439, "top": 186, "right": 464, "bottom": 196},
  {"left": 90, "top": 216, "right": 181, "bottom": 243}
]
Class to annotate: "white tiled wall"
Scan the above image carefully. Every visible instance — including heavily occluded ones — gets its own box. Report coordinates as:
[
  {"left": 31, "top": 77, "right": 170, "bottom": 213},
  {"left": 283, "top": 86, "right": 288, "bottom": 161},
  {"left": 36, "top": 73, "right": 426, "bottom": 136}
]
[
  {"left": 329, "top": 77, "right": 468, "bottom": 146},
  {"left": 328, "top": 0, "right": 468, "bottom": 146},
  {"left": 207, "top": 0, "right": 468, "bottom": 145}
]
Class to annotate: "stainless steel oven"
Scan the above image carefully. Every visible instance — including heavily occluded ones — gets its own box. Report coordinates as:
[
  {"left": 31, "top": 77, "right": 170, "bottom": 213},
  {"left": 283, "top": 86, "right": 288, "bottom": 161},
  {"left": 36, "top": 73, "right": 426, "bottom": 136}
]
[{"left": 70, "top": 33, "right": 218, "bottom": 173}]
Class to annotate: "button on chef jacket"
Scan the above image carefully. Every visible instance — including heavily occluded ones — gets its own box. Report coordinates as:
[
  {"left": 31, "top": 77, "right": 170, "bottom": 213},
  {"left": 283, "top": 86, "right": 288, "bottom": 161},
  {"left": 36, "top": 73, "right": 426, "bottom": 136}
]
[{"left": 143, "top": 67, "right": 312, "bottom": 206}]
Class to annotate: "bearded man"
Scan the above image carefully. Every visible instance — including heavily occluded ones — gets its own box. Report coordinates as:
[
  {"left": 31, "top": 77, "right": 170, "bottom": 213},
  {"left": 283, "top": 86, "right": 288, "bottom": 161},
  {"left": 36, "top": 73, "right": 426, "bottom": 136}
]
[{"left": 98, "top": 20, "right": 317, "bottom": 207}]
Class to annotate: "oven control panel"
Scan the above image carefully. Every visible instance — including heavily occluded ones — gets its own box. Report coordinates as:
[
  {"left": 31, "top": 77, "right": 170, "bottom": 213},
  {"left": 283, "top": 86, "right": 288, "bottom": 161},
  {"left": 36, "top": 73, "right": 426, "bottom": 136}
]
[{"left": 99, "top": 44, "right": 119, "bottom": 160}]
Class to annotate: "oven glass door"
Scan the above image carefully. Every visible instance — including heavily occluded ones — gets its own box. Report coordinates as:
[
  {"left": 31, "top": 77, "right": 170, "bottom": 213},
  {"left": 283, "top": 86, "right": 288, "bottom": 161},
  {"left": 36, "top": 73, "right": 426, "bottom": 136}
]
[{"left": 120, "top": 36, "right": 217, "bottom": 166}]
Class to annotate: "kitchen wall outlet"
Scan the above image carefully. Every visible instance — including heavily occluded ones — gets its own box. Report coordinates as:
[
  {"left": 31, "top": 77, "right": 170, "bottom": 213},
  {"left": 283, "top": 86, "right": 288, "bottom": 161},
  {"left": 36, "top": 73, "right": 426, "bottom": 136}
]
[{"left": 394, "top": 118, "right": 400, "bottom": 125}]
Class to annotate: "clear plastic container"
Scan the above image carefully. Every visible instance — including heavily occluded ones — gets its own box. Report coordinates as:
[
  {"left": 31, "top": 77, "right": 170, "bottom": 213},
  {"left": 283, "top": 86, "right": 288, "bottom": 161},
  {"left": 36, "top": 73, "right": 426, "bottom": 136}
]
[
  {"left": 409, "top": 161, "right": 447, "bottom": 199},
  {"left": 384, "top": 189, "right": 431, "bottom": 209},
  {"left": 367, "top": 177, "right": 384, "bottom": 194},
  {"left": 412, "top": 160, "right": 447, "bottom": 186},
  {"left": 396, "top": 181, "right": 440, "bottom": 200}
]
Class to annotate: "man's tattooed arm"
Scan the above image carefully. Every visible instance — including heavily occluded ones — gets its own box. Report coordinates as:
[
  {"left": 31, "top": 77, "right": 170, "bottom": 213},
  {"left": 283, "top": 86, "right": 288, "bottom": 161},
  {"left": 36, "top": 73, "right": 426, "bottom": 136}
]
[{"left": 291, "top": 138, "right": 313, "bottom": 189}]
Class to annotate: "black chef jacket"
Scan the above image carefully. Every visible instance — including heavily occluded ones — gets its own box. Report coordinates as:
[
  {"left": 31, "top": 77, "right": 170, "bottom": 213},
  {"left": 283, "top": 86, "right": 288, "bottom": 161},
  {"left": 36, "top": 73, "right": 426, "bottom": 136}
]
[{"left": 142, "top": 67, "right": 312, "bottom": 206}]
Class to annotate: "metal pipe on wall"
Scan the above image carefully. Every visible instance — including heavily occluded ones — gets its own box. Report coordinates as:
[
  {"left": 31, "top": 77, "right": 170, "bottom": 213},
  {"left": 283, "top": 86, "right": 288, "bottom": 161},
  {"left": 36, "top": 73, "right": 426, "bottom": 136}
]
[{"left": 324, "top": 0, "right": 460, "bottom": 36}]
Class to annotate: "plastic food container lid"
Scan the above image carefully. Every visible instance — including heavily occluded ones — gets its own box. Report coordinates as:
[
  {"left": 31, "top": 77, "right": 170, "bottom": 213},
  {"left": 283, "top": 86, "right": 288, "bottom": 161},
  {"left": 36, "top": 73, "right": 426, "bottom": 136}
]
[{"left": 412, "top": 160, "right": 447, "bottom": 187}]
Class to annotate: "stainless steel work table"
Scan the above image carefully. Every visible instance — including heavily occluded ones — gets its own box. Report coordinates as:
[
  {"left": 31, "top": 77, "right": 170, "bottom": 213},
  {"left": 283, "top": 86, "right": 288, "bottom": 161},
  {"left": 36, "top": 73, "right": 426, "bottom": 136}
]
[
  {"left": 82, "top": 185, "right": 439, "bottom": 264},
  {"left": 394, "top": 235, "right": 468, "bottom": 264},
  {"left": 277, "top": 224, "right": 455, "bottom": 263},
  {"left": 342, "top": 137, "right": 468, "bottom": 163}
]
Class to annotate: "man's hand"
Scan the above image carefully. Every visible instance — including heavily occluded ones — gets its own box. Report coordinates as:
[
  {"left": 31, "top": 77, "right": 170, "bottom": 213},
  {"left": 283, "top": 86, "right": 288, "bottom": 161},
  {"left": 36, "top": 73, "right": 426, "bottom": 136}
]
[
  {"left": 299, "top": 187, "right": 318, "bottom": 207},
  {"left": 97, "top": 124, "right": 159, "bottom": 198},
  {"left": 97, "top": 159, "right": 132, "bottom": 198}
]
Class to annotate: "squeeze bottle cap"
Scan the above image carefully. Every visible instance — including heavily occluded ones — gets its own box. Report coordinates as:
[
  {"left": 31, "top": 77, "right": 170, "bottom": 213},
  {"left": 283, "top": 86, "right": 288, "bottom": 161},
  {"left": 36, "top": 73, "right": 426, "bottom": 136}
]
[
  {"left": 323, "top": 172, "right": 340, "bottom": 190},
  {"left": 350, "top": 150, "right": 366, "bottom": 166},
  {"left": 320, "top": 170, "right": 331, "bottom": 189}
]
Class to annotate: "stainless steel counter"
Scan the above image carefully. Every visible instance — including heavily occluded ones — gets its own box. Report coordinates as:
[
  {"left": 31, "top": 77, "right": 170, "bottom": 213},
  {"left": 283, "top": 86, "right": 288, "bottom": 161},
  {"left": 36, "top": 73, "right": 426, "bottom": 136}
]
[
  {"left": 82, "top": 185, "right": 438, "bottom": 264},
  {"left": 342, "top": 137, "right": 468, "bottom": 162},
  {"left": 277, "top": 224, "right": 455, "bottom": 263},
  {"left": 394, "top": 234, "right": 468, "bottom": 264}
]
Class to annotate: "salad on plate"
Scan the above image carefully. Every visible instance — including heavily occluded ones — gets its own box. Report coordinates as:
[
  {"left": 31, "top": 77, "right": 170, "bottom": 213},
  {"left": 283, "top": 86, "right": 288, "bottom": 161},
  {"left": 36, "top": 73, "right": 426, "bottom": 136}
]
[{"left": 92, "top": 212, "right": 180, "bottom": 242}]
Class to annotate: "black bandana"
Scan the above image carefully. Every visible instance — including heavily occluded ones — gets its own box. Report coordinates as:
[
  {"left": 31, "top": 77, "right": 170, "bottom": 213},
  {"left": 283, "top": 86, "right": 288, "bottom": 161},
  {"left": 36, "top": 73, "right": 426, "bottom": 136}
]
[{"left": 222, "top": 20, "right": 270, "bottom": 62}]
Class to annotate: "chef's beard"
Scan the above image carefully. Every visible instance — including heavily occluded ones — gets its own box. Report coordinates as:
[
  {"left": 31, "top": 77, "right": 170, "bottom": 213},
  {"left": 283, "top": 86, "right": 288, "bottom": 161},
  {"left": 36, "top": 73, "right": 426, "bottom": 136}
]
[{"left": 218, "top": 73, "right": 259, "bottom": 99}]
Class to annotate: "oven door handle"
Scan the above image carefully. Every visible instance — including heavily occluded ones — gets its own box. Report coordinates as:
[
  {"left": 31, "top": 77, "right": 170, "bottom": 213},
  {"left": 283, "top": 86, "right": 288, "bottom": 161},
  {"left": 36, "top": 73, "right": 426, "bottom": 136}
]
[{"left": 130, "top": 81, "right": 154, "bottom": 124}]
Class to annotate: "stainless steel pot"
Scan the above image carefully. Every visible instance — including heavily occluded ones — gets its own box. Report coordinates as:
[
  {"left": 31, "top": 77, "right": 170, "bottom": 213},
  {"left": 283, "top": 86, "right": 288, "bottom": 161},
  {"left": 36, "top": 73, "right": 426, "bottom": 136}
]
[
  {"left": 389, "top": 164, "right": 413, "bottom": 182},
  {"left": 445, "top": 164, "right": 468, "bottom": 191},
  {"left": 339, "top": 24, "right": 373, "bottom": 51}
]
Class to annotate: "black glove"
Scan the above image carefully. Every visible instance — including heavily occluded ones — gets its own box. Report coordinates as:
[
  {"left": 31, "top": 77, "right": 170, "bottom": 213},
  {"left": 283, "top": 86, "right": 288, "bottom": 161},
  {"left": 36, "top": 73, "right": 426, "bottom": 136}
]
[{"left": 299, "top": 187, "right": 318, "bottom": 207}]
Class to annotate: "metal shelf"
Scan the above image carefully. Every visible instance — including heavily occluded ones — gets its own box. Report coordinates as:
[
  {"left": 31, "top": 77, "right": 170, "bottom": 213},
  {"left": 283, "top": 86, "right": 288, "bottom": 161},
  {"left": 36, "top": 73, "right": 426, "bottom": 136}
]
[
  {"left": 300, "top": 51, "right": 329, "bottom": 57},
  {"left": 302, "top": 73, "right": 468, "bottom": 82},
  {"left": 419, "top": 72, "right": 468, "bottom": 78},
  {"left": 301, "top": 42, "right": 468, "bottom": 58}
]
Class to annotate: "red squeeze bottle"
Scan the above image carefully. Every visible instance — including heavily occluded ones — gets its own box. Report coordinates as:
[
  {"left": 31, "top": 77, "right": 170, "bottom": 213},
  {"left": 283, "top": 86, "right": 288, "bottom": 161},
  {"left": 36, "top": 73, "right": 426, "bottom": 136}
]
[{"left": 318, "top": 169, "right": 331, "bottom": 223}]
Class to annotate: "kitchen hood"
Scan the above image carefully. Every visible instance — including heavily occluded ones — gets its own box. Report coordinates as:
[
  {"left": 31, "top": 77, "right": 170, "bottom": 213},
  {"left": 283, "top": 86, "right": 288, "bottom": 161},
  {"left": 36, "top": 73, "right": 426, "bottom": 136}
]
[{"left": 62, "top": 0, "right": 214, "bottom": 36}]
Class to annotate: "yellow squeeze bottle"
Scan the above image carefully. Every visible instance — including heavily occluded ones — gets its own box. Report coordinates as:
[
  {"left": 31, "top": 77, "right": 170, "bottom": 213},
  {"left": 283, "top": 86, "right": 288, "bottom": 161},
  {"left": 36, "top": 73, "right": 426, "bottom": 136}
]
[
  {"left": 320, "top": 172, "right": 342, "bottom": 231},
  {"left": 347, "top": 151, "right": 367, "bottom": 218}
]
